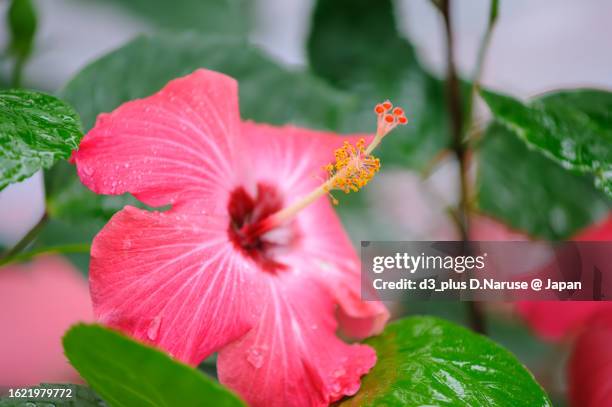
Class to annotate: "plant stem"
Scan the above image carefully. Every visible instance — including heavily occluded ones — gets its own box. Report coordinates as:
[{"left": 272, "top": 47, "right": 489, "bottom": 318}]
[
  {"left": 0, "top": 212, "right": 48, "bottom": 264},
  {"left": 439, "top": 0, "right": 486, "bottom": 334},
  {"left": 11, "top": 57, "right": 25, "bottom": 88},
  {"left": 440, "top": 0, "right": 468, "bottom": 241},
  {"left": 464, "top": 0, "right": 499, "bottom": 141},
  {"left": 0, "top": 243, "right": 91, "bottom": 267}
]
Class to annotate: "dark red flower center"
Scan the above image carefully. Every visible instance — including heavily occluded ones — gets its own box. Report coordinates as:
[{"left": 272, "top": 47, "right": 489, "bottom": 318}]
[{"left": 227, "top": 183, "right": 298, "bottom": 272}]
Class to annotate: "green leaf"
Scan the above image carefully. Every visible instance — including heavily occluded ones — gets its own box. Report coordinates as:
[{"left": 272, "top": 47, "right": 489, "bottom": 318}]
[
  {"left": 307, "top": 0, "right": 452, "bottom": 170},
  {"left": 0, "top": 89, "right": 82, "bottom": 191},
  {"left": 341, "top": 316, "right": 551, "bottom": 407},
  {"left": 104, "top": 0, "right": 249, "bottom": 36},
  {"left": 476, "top": 123, "right": 610, "bottom": 239},
  {"left": 45, "top": 161, "right": 143, "bottom": 226},
  {"left": 7, "top": 0, "right": 37, "bottom": 60},
  {"left": 33, "top": 218, "right": 97, "bottom": 275},
  {"left": 61, "top": 33, "right": 353, "bottom": 132},
  {"left": 481, "top": 88, "right": 612, "bottom": 197},
  {"left": 63, "top": 324, "right": 245, "bottom": 407},
  {"left": 41, "top": 160, "right": 148, "bottom": 275},
  {"left": 0, "top": 384, "right": 104, "bottom": 406},
  {"left": 46, "top": 32, "right": 354, "bottom": 227}
]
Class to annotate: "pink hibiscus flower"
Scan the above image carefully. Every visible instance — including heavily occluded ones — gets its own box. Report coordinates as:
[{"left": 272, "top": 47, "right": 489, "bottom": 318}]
[
  {"left": 472, "top": 213, "right": 612, "bottom": 341},
  {"left": 514, "top": 214, "right": 612, "bottom": 341},
  {"left": 568, "top": 311, "right": 612, "bottom": 406},
  {"left": 0, "top": 256, "right": 92, "bottom": 386},
  {"left": 71, "top": 69, "right": 400, "bottom": 406}
]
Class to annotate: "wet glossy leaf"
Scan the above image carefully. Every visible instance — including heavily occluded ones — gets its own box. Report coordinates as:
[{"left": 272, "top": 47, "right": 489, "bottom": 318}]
[
  {"left": 308, "top": 0, "right": 451, "bottom": 170},
  {"left": 482, "top": 89, "right": 612, "bottom": 197},
  {"left": 0, "top": 384, "right": 104, "bottom": 406},
  {"left": 341, "top": 317, "right": 551, "bottom": 407},
  {"left": 63, "top": 324, "right": 245, "bottom": 407},
  {"left": 0, "top": 89, "right": 82, "bottom": 191},
  {"left": 476, "top": 123, "right": 610, "bottom": 239}
]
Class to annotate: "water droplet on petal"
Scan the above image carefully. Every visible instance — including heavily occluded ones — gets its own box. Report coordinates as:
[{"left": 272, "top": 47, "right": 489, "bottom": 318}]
[
  {"left": 147, "top": 316, "right": 162, "bottom": 341},
  {"left": 122, "top": 239, "right": 132, "bottom": 250},
  {"left": 333, "top": 367, "right": 346, "bottom": 378},
  {"left": 246, "top": 346, "right": 266, "bottom": 369},
  {"left": 331, "top": 383, "right": 342, "bottom": 394}
]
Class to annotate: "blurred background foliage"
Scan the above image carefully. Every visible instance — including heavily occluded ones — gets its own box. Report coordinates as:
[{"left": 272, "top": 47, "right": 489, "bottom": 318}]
[{"left": 2, "top": 0, "right": 612, "bottom": 404}]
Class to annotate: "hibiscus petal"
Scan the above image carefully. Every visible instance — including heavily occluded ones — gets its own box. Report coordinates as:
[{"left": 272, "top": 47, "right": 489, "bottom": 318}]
[
  {"left": 242, "top": 122, "right": 389, "bottom": 338},
  {"left": 298, "top": 199, "right": 390, "bottom": 339},
  {"left": 217, "top": 274, "right": 376, "bottom": 407},
  {"left": 0, "top": 256, "right": 92, "bottom": 386},
  {"left": 576, "top": 213, "right": 612, "bottom": 241},
  {"left": 516, "top": 301, "right": 611, "bottom": 341},
  {"left": 473, "top": 213, "right": 612, "bottom": 341},
  {"left": 568, "top": 312, "right": 612, "bottom": 407},
  {"left": 516, "top": 213, "right": 612, "bottom": 340},
  {"left": 73, "top": 69, "right": 243, "bottom": 209},
  {"left": 90, "top": 205, "right": 262, "bottom": 365},
  {"left": 241, "top": 121, "right": 371, "bottom": 196}
]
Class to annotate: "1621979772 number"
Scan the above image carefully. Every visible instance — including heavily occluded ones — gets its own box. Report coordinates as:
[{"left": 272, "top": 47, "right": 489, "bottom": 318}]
[{"left": 8, "top": 387, "right": 73, "bottom": 398}]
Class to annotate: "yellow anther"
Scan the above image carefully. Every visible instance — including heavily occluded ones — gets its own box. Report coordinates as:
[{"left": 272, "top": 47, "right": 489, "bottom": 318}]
[
  {"left": 261, "top": 100, "right": 408, "bottom": 227},
  {"left": 323, "top": 138, "right": 381, "bottom": 201}
]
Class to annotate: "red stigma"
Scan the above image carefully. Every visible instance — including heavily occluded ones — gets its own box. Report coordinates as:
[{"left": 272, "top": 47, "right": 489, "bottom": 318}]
[{"left": 374, "top": 100, "right": 409, "bottom": 130}]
